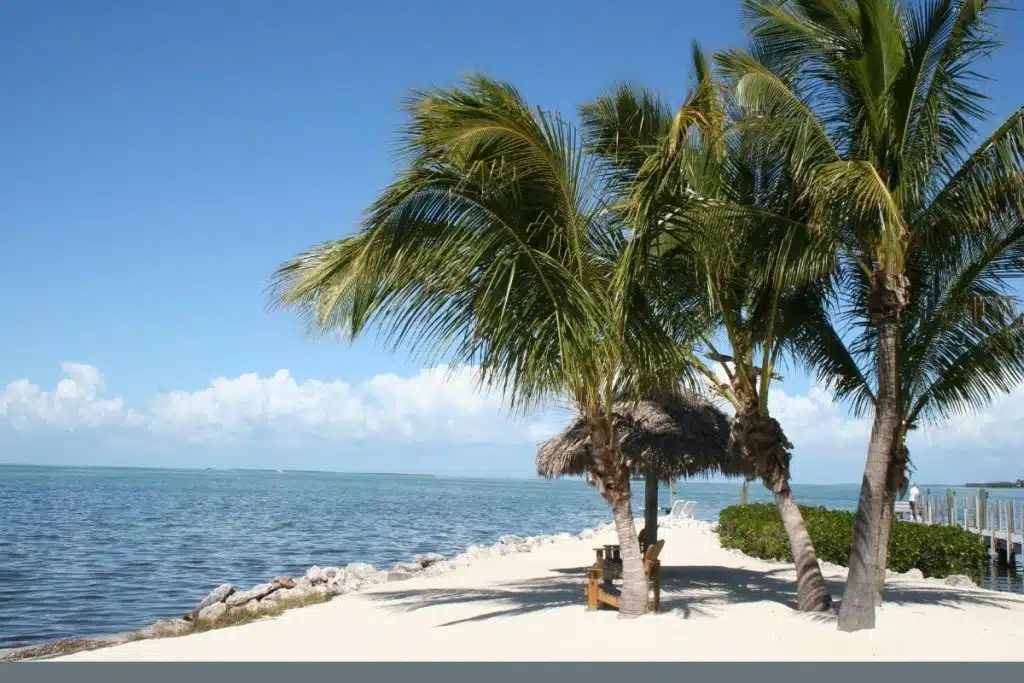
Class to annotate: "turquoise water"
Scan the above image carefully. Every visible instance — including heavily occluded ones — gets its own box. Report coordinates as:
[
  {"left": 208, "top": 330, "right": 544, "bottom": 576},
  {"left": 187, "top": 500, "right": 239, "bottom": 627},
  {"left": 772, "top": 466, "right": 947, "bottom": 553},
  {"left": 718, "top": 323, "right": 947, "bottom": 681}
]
[{"left": 0, "top": 464, "right": 1021, "bottom": 649}]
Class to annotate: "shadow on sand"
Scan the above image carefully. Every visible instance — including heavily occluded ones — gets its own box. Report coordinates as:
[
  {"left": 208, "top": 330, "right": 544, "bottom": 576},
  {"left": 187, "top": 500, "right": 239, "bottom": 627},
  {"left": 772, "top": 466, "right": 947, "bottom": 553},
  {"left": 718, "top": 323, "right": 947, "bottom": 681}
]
[{"left": 364, "top": 564, "right": 1021, "bottom": 627}]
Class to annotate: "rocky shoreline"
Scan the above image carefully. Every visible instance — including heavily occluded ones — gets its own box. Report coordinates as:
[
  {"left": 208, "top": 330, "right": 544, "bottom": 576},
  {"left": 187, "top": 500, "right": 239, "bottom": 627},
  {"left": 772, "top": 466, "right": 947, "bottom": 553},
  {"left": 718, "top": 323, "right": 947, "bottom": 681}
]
[
  {"left": 1, "top": 521, "right": 618, "bottom": 662},
  {"left": 1, "top": 517, "right": 983, "bottom": 662}
]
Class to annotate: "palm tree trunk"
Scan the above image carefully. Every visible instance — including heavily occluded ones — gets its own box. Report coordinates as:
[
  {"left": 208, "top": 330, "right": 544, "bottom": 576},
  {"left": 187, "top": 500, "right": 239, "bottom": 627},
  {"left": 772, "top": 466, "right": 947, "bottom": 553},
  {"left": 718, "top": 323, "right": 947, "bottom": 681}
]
[
  {"left": 732, "top": 398, "right": 832, "bottom": 611},
  {"left": 775, "top": 486, "right": 832, "bottom": 611},
  {"left": 644, "top": 467, "right": 659, "bottom": 545},
  {"left": 874, "top": 443, "right": 908, "bottom": 605},
  {"left": 873, "top": 490, "right": 895, "bottom": 606},
  {"left": 838, "top": 303, "right": 904, "bottom": 632},
  {"left": 610, "top": 492, "right": 648, "bottom": 617},
  {"left": 589, "top": 416, "right": 648, "bottom": 618}
]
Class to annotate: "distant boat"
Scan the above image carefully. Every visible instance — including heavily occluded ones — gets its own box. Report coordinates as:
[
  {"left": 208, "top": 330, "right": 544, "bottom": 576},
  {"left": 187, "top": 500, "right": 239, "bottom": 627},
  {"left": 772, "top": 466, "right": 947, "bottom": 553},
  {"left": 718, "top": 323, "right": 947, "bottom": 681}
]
[{"left": 276, "top": 469, "right": 284, "bottom": 473}]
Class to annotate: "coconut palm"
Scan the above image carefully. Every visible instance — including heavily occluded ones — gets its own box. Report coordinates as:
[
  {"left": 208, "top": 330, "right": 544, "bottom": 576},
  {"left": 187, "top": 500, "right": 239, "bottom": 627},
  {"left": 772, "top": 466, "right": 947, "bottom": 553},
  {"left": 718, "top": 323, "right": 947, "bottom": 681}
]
[
  {"left": 591, "top": 45, "right": 836, "bottom": 611},
  {"left": 794, "top": 209, "right": 1024, "bottom": 605},
  {"left": 269, "top": 76, "right": 693, "bottom": 618},
  {"left": 721, "top": 0, "right": 1024, "bottom": 630}
]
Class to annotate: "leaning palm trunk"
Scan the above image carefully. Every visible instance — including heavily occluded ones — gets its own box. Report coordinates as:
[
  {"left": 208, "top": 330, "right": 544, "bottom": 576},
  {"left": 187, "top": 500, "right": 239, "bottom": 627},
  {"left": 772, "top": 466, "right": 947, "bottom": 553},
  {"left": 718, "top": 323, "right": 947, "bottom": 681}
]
[
  {"left": 733, "top": 396, "right": 832, "bottom": 611},
  {"left": 588, "top": 417, "right": 648, "bottom": 618},
  {"left": 839, "top": 273, "right": 908, "bottom": 632}
]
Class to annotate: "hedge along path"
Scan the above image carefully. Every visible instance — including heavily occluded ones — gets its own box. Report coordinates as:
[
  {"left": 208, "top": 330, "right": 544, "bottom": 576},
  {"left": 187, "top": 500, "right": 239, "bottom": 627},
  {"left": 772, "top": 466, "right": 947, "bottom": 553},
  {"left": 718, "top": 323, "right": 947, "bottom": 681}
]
[{"left": 717, "top": 504, "right": 989, "bottom": 583}]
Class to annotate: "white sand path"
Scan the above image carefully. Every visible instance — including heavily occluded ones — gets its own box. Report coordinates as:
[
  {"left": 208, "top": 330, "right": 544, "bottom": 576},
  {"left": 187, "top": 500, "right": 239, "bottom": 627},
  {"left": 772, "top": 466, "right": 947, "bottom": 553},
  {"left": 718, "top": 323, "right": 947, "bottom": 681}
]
[{"left": 58, "top": 521, "right": 1024, "bottom": 661}]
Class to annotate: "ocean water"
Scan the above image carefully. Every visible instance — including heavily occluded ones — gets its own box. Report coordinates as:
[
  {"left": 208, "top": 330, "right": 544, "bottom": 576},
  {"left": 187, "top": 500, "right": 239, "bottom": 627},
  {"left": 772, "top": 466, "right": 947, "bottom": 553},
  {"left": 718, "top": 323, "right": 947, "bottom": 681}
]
[{"left": 1, "top": 464, "right": 1022, "bottom": 649}]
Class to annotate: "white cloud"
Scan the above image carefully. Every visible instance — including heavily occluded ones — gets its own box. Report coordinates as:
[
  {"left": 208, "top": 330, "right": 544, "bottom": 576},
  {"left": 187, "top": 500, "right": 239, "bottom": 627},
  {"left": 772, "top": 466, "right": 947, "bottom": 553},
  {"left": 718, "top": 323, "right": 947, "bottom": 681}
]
[
  {"left": 1, "top": 362, "right": 524, "bottom": 445},
  {"left": 2, "top": 362, "right": 1023, "bottom": 482},
  {"left": 0, "top": 362, "right": 137, "bottom": 431}
]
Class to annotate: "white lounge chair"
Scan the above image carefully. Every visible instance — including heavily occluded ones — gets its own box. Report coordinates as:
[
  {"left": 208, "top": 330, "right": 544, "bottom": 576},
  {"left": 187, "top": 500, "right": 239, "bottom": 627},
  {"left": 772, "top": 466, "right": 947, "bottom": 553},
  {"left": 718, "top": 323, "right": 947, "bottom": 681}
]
[{"left": 663, "top": 500, "right": 697, "bottom": 527}]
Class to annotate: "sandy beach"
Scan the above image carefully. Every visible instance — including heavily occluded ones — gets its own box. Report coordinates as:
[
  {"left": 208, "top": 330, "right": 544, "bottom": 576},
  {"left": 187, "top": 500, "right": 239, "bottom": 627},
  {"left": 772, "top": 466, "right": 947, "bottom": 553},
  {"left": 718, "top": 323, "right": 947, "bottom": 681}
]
[{"left": 52, "top": 519, "right": 1024, "bottom": 662}]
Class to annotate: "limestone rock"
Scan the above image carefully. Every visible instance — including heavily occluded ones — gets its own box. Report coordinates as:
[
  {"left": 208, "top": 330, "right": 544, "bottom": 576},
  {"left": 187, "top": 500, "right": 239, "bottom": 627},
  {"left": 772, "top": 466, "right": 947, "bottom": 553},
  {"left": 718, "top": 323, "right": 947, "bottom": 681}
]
[
  {"left": 392, "top": 561, "right": 422, "bottom": 573},
  {"left": 944, "top": 574, "right": 976, "bottom": 588},
  {"left": 499, "top": 535, "right": 526, "bottom": 546},
  {"left": 904, "top": 568, "right": 925, "bottom": 580},
  {"left": 226, "top": 582, "right": 278, "bottom": 607},
  {"left": 326, "top": 574, "right": 349, "bottom": 596},
  {"left": 320, "top": 567, "right": 340, "bottom": 582},
  {"left": 305, "top": 566, "right": 323, "bottom": 583},
  {"left": 197, "top": 602, "right": 227, "bottom": 622},
  {"left": 136, "top": 618, "right": 191, "bottom": 639},
  {"left": 413, "top": 552, "right": 445, "bottom": 568},
  {"left": 345, "top": 562, "right": 378, "bottom": 579},
  {"left": 295, "top": 576, "right": 314, "bottom": 591},
  {"left": 273, "top": 576, "right": 295, "bottom": 589},
  {"left": 193, "top": 584, "right": 235, "bottom": 615},
  {"left": 273, "top": 587, "right": 302, "bottom": 602},
  {"left": 245, "top": 599, "right": 261, "bottom": 614}
]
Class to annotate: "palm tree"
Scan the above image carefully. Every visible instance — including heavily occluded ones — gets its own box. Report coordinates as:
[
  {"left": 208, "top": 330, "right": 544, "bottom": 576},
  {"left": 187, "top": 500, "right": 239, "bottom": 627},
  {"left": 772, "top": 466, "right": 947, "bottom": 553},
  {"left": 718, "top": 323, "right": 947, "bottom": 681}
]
[
  {"left": 269, "top": 76, "right": 691, "bottom": 618},
  {"left": 723, "top": 0, "right": 1024, "bottom": 630},
  {"left": 795, "top": 205, "right": 1024, "bottom": 605},
  {"left": 592, "top": 45, "right": 835, "bottom": 611}
]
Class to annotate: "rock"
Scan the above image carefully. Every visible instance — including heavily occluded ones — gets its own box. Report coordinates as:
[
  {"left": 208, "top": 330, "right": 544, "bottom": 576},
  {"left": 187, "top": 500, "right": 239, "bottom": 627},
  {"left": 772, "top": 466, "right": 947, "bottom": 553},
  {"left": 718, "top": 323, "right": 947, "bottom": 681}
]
[
  {"left": 308, "top": 584, "right": 329, "bottom": 598},
  {"left": 944, "top": 574, "right": 976, "bottom": 588},
  {"left": 499, "top": 535, "right": 526, "bottom": 546},
  {"left": 245, "top": 599, "right": 261, "bottom": 614},
  {"left": 320, "top": 567, "right": 340, "bottom": 582},
  {"left": 392, "top": 561, "right": 422, "bottom": 573},
  {"left": 273, "top": 576, "right": 296, "bottom": 589},
  {"left": 295, "top": 576, "right": 314, "bottom": 591},
  {"left": 423, "top": 561, "right": 456, "bottom": 577},
  {"left": 386, "top": 571, "right": 414, "bottom": 582},
  {"left": 259, "top": 596, "right": 280, "bottom": 610},
  {"left": 345, "top": 562, "right": 378, "bottom": 579},
  {"left": 413, "top": 552, "right": 445, "bottom": 568},
  {"left": 197, "top": 602, "right": 227, "bottom": 622},
  {"left": 273, "top": 587, "right": 308, "bottom": 602},
  {"left": 136, "top": 618, "right": 191, "bottom": 639},
  {"left": 305, "top": 566, "right": 323, "bottom": 583},
  {"left": 193, "top": 584, "right": 235, "bottom": 615},
  {"left": 904, "top": 568, "right": 925, "bottom": 580},
  {"left": 326, "top": 575, "right": 349, "bottom": 596},
  {"left": 225, "top": 582, "right": 279, "bottom": 607}
]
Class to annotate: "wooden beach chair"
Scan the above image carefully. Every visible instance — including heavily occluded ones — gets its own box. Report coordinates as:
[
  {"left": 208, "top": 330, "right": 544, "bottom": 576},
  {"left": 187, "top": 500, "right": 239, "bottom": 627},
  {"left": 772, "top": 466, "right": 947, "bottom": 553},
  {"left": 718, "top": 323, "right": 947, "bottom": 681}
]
[{"left": 585, "top": 539, "right": 664, "bottom": 613}]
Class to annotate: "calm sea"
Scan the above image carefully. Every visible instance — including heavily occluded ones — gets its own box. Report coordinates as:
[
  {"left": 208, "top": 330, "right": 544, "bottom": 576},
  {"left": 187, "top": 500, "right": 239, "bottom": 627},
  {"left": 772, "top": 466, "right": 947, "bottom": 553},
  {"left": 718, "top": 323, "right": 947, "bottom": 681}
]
[{"left": 1, "top": 464, "right": 1022, "bottom": 649}]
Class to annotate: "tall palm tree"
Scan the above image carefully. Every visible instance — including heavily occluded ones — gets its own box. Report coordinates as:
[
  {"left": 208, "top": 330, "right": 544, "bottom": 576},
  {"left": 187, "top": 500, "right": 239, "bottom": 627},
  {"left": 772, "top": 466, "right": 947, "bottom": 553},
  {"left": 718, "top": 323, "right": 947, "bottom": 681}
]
[
  {"left": 596, "top": 45, "right": 835, "bottom": 611},
  {"left": 795, "top": 202, "right": 1024, "bottom": 605},
  {"left": 723, "top": 0, "right": 1024, "bottom": 630},
  {"left": 269, "top": 76, "right": 691, "bottom": 618}
]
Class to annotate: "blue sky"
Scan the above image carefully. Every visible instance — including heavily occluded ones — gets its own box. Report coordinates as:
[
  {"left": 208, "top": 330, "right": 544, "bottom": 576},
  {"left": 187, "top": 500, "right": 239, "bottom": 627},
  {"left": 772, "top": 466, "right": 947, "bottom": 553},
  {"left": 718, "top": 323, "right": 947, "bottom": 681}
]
[{"left": 1, "top": 0, "right": 1023, "bottom": 483}]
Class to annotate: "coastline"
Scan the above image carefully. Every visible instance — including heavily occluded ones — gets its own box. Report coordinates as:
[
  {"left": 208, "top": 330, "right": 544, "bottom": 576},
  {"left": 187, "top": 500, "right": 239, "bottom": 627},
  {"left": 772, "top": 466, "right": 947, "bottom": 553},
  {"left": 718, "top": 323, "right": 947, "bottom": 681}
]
[
  {"left": 2, "top": 520, "right": 615, "bottom": 662},
  {"left": 7, "top": 517, "right": 1024, "bottom": 662}
]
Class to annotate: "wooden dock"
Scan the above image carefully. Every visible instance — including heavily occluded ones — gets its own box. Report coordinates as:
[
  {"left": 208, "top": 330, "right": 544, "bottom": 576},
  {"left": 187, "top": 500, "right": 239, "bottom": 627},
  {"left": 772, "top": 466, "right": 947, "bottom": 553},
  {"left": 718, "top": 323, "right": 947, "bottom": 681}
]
[{"left": 906, "top": 489, "right": 1023, "bottom": 569}]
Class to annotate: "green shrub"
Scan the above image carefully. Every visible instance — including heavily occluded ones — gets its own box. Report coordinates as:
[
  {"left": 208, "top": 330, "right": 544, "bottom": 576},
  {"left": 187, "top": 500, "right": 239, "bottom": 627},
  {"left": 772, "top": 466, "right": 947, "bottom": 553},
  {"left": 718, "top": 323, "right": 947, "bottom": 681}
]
[{"left": 717, "top": 503, "right": 989, "bottom": 582}]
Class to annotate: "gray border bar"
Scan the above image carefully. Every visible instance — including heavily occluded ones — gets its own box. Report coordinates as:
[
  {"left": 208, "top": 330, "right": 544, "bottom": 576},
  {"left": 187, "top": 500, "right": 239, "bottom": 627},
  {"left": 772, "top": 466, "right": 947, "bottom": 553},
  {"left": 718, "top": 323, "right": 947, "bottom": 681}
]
[{"left": 1, "top": 663, "right": 1020, "bottom": 683}]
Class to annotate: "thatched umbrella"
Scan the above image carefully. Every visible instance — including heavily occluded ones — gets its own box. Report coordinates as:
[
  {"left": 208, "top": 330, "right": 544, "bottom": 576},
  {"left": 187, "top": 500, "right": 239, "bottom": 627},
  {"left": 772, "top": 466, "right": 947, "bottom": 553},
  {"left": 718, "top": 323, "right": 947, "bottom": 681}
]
[{"left": 537, "top": 393, "right": 747, "bottom": 543}]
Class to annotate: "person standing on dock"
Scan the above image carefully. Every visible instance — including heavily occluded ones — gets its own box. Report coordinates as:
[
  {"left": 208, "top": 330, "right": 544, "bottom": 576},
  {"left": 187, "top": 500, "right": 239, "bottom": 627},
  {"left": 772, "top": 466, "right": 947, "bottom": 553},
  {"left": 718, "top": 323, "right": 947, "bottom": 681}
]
[{"left": 909, "top": 483, "right": 921, "bottom": 522}]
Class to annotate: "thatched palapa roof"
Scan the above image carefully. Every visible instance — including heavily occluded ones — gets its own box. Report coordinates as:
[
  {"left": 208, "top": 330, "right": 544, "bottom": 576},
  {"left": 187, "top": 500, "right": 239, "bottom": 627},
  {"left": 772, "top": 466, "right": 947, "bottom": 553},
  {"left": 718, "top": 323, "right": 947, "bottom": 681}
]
[{"left": 536, "top": 393, "right": 746, "bottom": 483}]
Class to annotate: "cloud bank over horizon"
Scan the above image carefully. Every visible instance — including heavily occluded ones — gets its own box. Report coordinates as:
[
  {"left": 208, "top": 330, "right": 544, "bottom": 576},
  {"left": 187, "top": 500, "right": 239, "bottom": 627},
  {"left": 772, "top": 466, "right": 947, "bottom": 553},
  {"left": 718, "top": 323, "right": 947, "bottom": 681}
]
[{"left": 1, "top": 362, "right": 1021, "bottom": 483}]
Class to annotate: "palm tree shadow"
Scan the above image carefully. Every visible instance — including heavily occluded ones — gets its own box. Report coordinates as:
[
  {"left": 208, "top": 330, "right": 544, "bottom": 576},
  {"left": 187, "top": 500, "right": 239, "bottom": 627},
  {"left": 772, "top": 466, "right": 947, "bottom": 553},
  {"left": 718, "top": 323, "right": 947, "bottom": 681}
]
[{"left": 365, "top": 563, "right": 1020, "bottom": 627}]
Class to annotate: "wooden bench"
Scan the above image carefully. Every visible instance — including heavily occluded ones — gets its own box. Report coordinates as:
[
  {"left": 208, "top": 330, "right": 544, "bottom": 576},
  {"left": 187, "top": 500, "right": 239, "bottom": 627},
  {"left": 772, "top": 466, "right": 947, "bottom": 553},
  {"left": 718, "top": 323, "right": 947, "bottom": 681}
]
[{"left": 585, "top": 539, "right": 664, "bottom": 613}]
